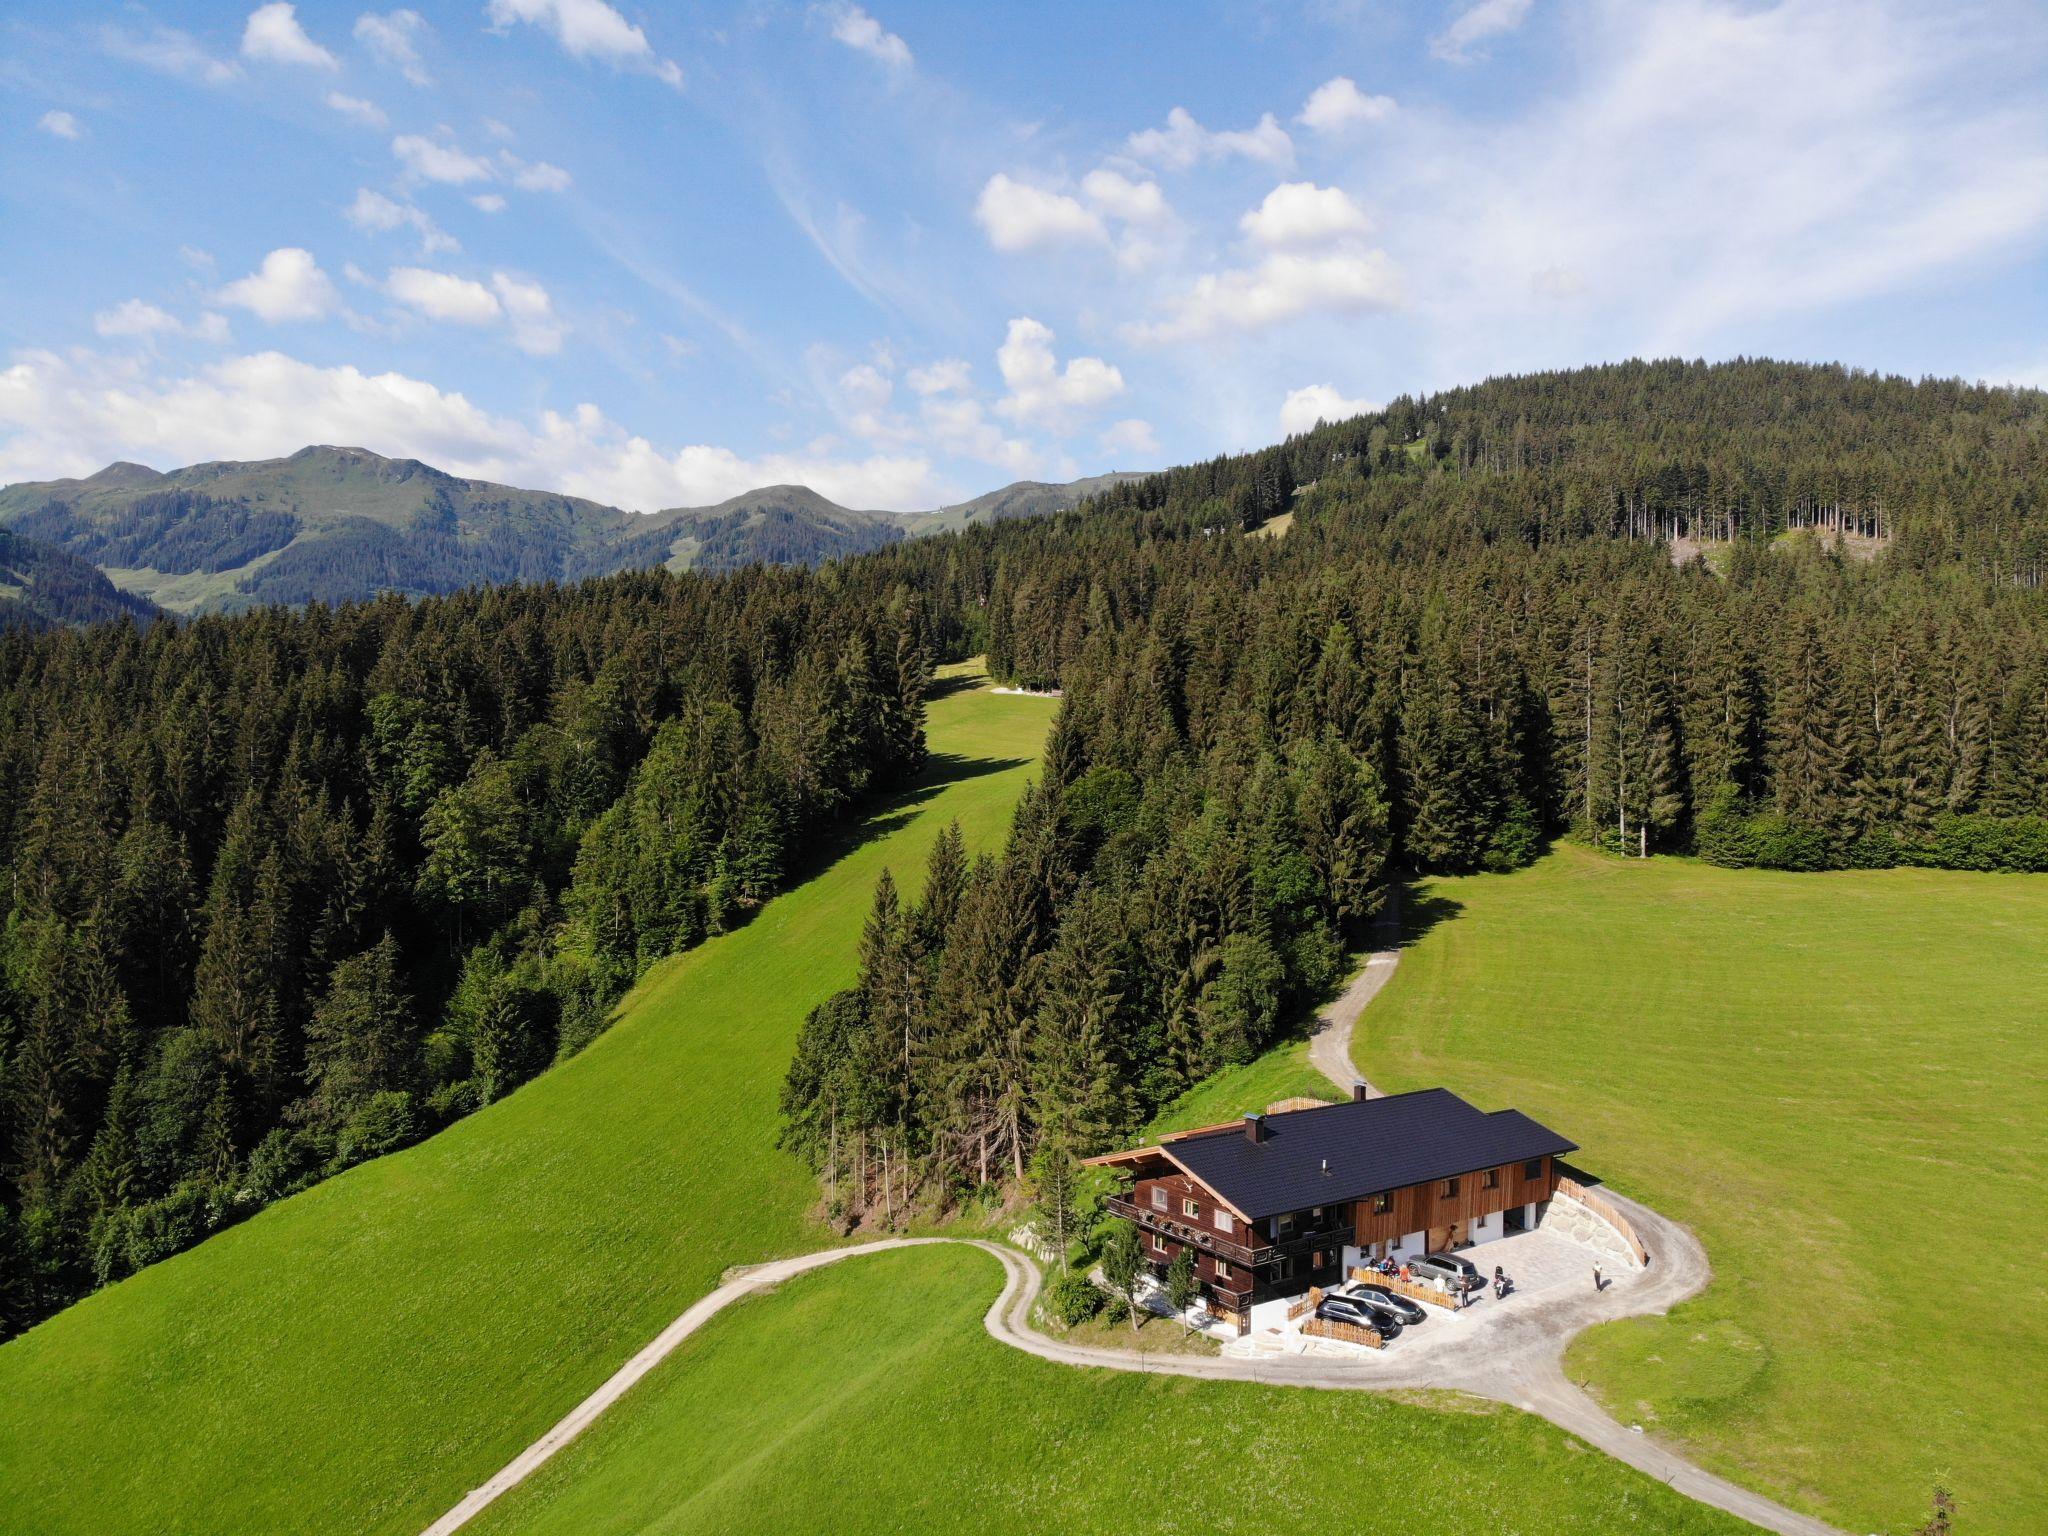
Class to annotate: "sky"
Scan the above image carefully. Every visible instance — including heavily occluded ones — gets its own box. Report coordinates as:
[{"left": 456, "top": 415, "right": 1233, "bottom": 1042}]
[{"left": 2, "top": 0, "right": 2046, "bottom": 513}]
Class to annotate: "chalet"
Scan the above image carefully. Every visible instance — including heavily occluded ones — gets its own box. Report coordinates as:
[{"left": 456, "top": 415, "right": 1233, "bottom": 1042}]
[{"left": 1086, "top": 1086, "right": 1576, "bottom": 1329}]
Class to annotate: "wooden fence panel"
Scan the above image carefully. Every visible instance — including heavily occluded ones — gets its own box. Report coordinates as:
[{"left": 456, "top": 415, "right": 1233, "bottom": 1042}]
[{"left": 1301, "top": 1316, "right": 1385, "bottom": 1349}]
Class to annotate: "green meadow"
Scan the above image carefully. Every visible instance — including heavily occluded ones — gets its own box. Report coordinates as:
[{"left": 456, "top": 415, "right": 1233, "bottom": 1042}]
[
  {"left": 476, "top": 1243, "right": 1753, "bottom": 1536},
  {"left": 1356, "top": 845, "right": 2048, "bottom": 1535},
  {"left": 0, "top": 666, "right": 1055, "bottom": 1536}
]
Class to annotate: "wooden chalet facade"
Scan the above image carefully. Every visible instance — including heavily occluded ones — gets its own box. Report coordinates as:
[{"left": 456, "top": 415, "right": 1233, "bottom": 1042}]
[{"left": 1087, "top": 1086, "right": 1576, "bottom": 1323}]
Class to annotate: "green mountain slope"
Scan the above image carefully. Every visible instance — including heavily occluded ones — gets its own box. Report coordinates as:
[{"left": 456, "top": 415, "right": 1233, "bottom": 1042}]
[
  {"left": 902, "top": 470, "right": 1149, "bottom": 536},
  {"left": 1359, "top": 847, "right": 2048, "bottom": 1534},
  {"left": 0, "top": 525, "right": 158, "bottom": 629},
  {"left": 0, "top": 671, "right": 1056, "bottom": 1536},
  {"left": 0, "top": 450, "right": 1138, "bottom": 616},
  {"left": 476, "top": 1246, "right": 1751, "bottom": 1536}
]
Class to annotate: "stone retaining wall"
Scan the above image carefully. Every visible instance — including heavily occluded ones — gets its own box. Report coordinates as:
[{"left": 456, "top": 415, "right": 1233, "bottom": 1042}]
[{"left": 1540, "top": 1192, "right": 1641, "bottom": 1266}]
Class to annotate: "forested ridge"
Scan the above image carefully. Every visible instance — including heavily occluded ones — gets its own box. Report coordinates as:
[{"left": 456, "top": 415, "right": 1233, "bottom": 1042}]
[
  {"left": 780, "top": 358, "right": 2048, "bottom": 1222},
  {"left": 5, "top": 356, "right": 2046, "bottom": 1327},
  {"left": 0, "top": 567, "right": 931, "bottom": 1336}
]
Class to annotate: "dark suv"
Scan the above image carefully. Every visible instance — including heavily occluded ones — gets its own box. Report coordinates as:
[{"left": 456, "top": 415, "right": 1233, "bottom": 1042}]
[
  {"left": 1408, "top": 1252, "right": 1483, "bottom": 1293},
  {"left": 1315, "top": 1293, "right": 1401, "bottom": 1340}
]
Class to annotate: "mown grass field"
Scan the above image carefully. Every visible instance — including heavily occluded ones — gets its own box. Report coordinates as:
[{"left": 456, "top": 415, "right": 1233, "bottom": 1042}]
[
  {"left": 0, "top": 665, "right": 1056, "bottom": 1536},
  {"left": 1356, "top": 845, "right": 2048, "bottom": 1535},
  {"left": 476, "top": 1243, "right": 1754, "bottom": 1536}
]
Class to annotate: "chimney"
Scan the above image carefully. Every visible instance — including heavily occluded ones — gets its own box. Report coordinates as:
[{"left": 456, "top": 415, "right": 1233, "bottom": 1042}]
[
  {"left": 1243, "top": 1113, "right": 1268, "bottom": 1144},
  {"left": 1351, "top": 1081, "right": 1369, "bottom": 1102}
]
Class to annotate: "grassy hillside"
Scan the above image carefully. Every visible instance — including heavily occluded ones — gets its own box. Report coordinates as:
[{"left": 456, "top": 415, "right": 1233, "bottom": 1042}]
[
  {"left": 0, "top": 666, "right": 1056, "bottom": 1536},
  {"left": 1356, "top": 845, "right": 2048, "bottom": 1535},
  {"left": 476, "top": 1245, "right": 1753, "bottom": 1536}
]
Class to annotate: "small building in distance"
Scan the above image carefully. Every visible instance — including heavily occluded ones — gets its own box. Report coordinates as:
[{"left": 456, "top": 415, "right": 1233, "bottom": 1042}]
[{"left": 1086, "top": 1086, "right": 1576, "bottom": 1330}]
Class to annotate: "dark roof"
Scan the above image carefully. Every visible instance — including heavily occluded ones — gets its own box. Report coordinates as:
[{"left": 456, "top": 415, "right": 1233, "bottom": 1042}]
[{"left": 1165, "top": 1088, "right": 1576, "bottom": 1221}]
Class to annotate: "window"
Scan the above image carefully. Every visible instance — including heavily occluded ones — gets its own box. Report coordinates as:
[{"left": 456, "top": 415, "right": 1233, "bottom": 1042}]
[
  {"left": 1524, "top": 1158, "right": 1545, "bottom": 1179},
  {"left": 1182, "top": 1197, "right": 1200, "bottom": 1218},
  {"left": 1152, "top": 1232, "right": 1168, "bottom": 1254},
  {"left": 1214, "top": 1209, "right": 1234, "bottom": 1235},
  {"left": 1214, "top": 1259, "right": 1232, "bottom": 1281},
  {"left": 1150, "top": 1187, "right": 1166, "bottom": 1210},
  {"left": 1441, "top": 1177, "right": 1460, "bottom": 1198},
  {"left": 1482, "top": 1168, "right": 1499, "bottom": 1190},
  {"left": 1372, "top": 1192, "right": 1393, "bottom": 1214},
  {"left": 1275, "top": 1212, "right": 1297, "bottom": 1236}
]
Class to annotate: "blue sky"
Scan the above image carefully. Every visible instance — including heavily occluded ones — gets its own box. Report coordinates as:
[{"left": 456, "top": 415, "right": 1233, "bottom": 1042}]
[{"left": 3, "top": 0, "right": 2047, "bottom": 511}]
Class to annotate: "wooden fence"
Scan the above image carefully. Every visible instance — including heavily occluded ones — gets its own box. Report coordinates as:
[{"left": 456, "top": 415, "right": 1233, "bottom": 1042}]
[
  {"left": 1554, "top": 1175, "right": 1651, "bottom": 1267},
  {"left": 1285, "top": 1286, "right": 1323, "bottom": 1322},
  {"left": 1349, "top": 1267, "right": 1467, "bottom": 1310},
  {"left": 1301, "top": 1315, "right": 1384, "bottom": 1349}
]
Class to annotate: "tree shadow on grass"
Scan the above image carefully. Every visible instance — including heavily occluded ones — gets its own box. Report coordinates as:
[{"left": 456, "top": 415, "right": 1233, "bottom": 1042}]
[
  {"left": 1389, "top": 881, "right": 1464, "bottom": 951},
  {"left": 711, "top": 749, "right": 1034, "bottom": 942}
]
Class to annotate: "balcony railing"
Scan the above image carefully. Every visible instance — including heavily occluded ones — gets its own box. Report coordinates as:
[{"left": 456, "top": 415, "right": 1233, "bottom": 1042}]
[{"left": 1105, "top": 1195, "right": 1353, "bottom": 1270}]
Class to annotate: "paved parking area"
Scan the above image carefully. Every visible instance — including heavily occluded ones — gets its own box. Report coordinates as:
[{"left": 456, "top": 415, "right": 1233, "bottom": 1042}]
[{"left": 1231, "top": 1229, "right": 1612, "bottom": 1366}]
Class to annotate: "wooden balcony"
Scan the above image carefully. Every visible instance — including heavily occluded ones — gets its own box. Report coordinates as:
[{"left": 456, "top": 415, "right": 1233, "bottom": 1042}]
[{"left": 1105, "top": 1195, "right": 1353, "bottom": 1271}]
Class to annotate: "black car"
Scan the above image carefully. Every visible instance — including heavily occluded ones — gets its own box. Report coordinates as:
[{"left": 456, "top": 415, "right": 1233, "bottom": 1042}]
[
  {"left": 1348, "top": 1282, "right": 1426, "bottom": 1325},
  {"left": 1408, "top": 1252, "right": 1484, "bottom": 1293},
  {"left": 1314, "top": 1293, "right": 1401, "bottom": 1340}
]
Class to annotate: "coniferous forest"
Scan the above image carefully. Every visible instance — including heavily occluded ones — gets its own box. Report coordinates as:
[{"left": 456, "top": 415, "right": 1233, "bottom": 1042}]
[
  {"left": 4, "top": 358, "right": 2047, "bottom": 1329},
  {"left": 0, "top": 568, "right": 931, "bottom": 1335},
  {"left": 779, "top": 359, "right": 2048, "bottom": 1221}
]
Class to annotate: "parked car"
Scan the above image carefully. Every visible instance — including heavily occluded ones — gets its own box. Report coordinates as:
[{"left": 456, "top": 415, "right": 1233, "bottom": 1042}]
[
  {"left": 1408, "top": 1253, "right": 1484, "bottom": 1293},
  {"left": 1315, "top": 1293, "right": 1401, "bottom": 1340},
  {"left": 1348, "top": 1282, "right": 1426, "bottom": 1325}
]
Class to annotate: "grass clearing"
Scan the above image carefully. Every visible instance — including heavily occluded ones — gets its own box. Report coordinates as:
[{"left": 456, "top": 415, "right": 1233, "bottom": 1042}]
[
  {"left": 475, "top": 1244, "right": 1754, "bottom": 1536},
  {"left": 1355, "top": 844, "right": 2048, "bottom": 1535},
  {"left": 0, "top": 665, "right": 1055, "bottom": 1536}
]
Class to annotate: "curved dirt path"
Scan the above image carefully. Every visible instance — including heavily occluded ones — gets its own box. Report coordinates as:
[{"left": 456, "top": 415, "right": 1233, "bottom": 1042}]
[
  {"left": 423, "top": 935, "right": 1843, "bottom": 1536},
  {"left": 1306, "top": 895, "right": 1404, "bottom": 1094}
]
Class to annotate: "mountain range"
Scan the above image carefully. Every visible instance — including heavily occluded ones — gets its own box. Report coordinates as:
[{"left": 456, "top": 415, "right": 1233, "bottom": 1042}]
[{"left": 0, "top": 447, "right": 1146, "bottom": 622}]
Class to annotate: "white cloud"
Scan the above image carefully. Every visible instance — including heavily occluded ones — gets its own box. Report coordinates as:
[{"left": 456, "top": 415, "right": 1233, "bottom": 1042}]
[
  {"left": 94, "top": 303, "right": 230, "bottom": 346},
  {"left": 1240, "top": 182, "right": 1371, "bottom": 246},
  {"left": 179, "top": 246, "right": 217, "bottom": 271},
  {"left": 326, "top": 92, "right": 388, "bottom": 128},
  {"left": 824, "top": 4, "right": 912, "bottom": 69},
  {"left": 1081, "top": 168, "right": 1170, "bottom": 225},
  {"left": 1298, "top": 77, "right": 1396, "bottom": 132},
  {"left": 471, "top": 193, "right": 508, "bottom": 213},
  {"left": 1432, "top": 0, "right": 1534, "bottom": 63},
  {"left": 995, "top": 317, "right": 1124, "bottom": 428},
  {"left": 484, "top": 0, "right": 683, "bottom": 88},
  {"left": 355, "top": 10, "right": 431, "bottom": 85},
  {"left": 37, "top": 110, "right": 82, "bottom": 140},
  {"left": 1099, "top": 418, "right": 1158, "bottom": 458},
  {"left": 502, "top": 154, "right": 572, "bottom": 192},
  {"left": 913, "top": 393, "right": 1041, "bottom": 477},
  {"left": 392, "top": 133, "right": 496, "bottom": 184},
  {"left": 386, "top": 267, "right": 501, "bottom": 325},
  {"left": 214, "top": 248, "right": 340, "bottom": 323},
  {"left": 837, "top": 361, "right": 894, "bottom": 415},
  {"left": 242, "top": 4, "right": 339, "bottom": 69},
  {"left": 0, "top": 348, "right": 939, "bottom": 509},
  {"left": 100, "top": 23, "right": 241, "bottom": 84},
  {"left": 1126, "top": 107, "right": 1293, "bottom": 170},
  {"left": 906, "top": 358, "right": 971, "bottom": 395},
  {"left": 345, "top": 189, "right": 457, "bottom": 254},
  {"left": 490, "top": 272, "right": 565, "bottom": 355},
  {"left": 1280, "top": 384, "right": 1378, "bottom": 434},
  {"left": 1396, "top": 0, "right": 2048, "bottom": 362},
  {"left": 93, "top": 301, "right": 180, "bottom": 339},
  {"left": 975, "top": 174, "right": 1106, "bottom": 251},
  {"left": 1127, "top": 249, "right": 1401, "bottom": 343}
]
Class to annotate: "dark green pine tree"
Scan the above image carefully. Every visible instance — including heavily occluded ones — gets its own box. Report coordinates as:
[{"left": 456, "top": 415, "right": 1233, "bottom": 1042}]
[
  {"left": 1768, "top": 612, "right": 1850, "bottom": 829},
  {"left": 1027, "top": 893, "right": 1126, "bottom": 1153}
]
